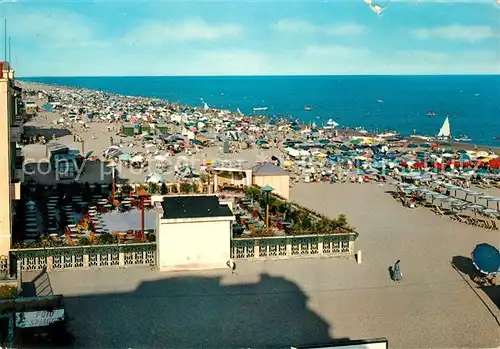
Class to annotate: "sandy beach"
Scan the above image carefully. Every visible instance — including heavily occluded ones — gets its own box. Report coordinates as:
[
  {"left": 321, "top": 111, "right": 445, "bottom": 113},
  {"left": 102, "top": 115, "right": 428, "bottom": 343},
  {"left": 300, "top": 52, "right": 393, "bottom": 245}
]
[
  {"left": 20, "top": 82, "right": 282, "bottom": 184},
  {"left": 39, "top": 182, "right": 500, "bottom": 348}
]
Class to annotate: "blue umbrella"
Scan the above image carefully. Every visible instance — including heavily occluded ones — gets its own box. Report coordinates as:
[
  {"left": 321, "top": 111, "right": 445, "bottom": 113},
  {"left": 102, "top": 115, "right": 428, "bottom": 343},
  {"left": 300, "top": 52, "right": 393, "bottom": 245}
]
[
  {"left": 119, "top": 153, "right": 131, "bottom": 161},
  {"left": 472, "top": 243, "right": 500, "bottom": 275}
]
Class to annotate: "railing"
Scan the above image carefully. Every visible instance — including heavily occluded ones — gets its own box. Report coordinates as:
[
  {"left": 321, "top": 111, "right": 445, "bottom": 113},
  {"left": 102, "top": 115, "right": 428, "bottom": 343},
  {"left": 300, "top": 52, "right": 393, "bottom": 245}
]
[
  {"left": 10, "top": 243, "right": 157, "bottom": 271},
  {"left": 230, "top": 233, "right": 356, "bottom": 260}
]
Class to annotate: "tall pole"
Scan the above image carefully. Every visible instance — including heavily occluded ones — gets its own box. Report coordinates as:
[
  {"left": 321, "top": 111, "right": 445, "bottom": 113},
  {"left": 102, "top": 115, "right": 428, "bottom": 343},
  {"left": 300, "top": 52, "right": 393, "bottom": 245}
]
[
  {"left": 266, "top": 192, "right": 270, "bottom": 228},
  {"left": 3, "top": 18, "right": 6, "bottom": 62},
  {"left": 8, "top": 36, "right": 11, "bottom": 63},
  {"left": 140, "top": 196, "right": 145, "bottom": 240},
  {"left": 111, "top": 166, "right": 115, "bottom": 203}
]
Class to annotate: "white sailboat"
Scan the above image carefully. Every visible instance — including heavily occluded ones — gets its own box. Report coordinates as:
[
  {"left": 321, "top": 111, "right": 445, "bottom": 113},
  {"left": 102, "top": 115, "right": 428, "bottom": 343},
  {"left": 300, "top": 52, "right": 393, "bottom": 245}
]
[
  {"left": 323, "top": 119, "right": 339, "bottom": 129},
  {"left": 200, "top": 98, "right": 209, "bottom": 111},
  {"left": 437, "top": 116, "right": 451, "bottom": 139}
]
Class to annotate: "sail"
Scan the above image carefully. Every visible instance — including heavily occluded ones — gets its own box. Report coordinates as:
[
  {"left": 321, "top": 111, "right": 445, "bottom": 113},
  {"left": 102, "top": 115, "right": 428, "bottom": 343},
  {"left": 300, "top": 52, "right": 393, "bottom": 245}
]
[
  {"left": 326, "top": 119, "right": 339, "bottom": 127},
  {"left": 437, "top": 117, "right": 451, "bottom": 137}
]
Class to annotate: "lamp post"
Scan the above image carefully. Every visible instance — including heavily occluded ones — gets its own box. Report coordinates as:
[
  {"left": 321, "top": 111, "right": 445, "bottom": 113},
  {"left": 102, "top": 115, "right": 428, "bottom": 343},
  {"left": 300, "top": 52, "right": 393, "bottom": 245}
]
[
  {"left": 108, "top": 160, "right": 117, "bottom": 203},
  {"left": 136, "top": 188, "right": 149, "bottom": 240},
  {"left": 261, "top": 185, "right": 274, "bottom": 228}
]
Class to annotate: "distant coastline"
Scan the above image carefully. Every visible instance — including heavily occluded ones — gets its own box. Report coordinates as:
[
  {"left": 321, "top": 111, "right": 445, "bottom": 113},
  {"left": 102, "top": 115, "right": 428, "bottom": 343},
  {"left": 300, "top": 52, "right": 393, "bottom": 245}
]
[{"left": 19, "top": 75, "right": 500, "bottom": 149}]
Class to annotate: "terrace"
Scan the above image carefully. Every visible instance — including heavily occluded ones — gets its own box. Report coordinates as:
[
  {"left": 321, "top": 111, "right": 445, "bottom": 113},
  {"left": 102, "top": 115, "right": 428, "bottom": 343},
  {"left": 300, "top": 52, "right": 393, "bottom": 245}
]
[
  {"left": 13, "top": 182, "right": 157, "bottom": 249},
  {"left": 230, "top": 186, "right": 358, "bottom": 259}
]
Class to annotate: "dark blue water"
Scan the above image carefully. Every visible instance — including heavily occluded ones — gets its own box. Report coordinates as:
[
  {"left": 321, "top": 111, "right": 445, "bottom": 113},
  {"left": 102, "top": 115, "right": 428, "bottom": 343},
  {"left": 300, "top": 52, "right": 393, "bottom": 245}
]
[{"left": 22, "top": 75, "right": 500, "bottom": 147}]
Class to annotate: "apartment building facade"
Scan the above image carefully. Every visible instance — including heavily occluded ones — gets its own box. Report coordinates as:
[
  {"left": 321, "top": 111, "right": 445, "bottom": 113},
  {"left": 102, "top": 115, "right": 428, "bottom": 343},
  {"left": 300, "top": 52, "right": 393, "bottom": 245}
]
[{"left": 0, "top": 61, "right": 23, "bottom": 258}]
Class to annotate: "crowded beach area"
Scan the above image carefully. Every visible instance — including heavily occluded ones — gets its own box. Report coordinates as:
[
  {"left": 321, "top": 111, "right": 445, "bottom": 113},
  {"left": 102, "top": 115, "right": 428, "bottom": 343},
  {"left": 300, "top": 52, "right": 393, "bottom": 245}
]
[
  {"left": 16, "top": 80, "right": 500, "bottom": 349},
  {"left": 19, "top": 81, "right": 500, "bottom": 186}
]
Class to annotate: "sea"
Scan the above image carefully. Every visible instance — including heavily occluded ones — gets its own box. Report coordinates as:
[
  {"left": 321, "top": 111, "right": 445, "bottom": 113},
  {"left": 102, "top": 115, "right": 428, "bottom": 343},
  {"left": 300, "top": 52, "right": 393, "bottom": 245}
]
[{"left": 23, "top": 75, "right": 500, "bottom": 147}]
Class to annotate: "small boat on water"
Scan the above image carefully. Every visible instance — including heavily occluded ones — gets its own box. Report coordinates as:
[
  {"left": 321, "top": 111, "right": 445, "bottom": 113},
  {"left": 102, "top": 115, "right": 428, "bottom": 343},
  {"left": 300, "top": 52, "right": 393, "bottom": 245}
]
[
  {"left": 454, "top": 135, "right": 472, "bottom": 142},
  {"left": 427, "top": 111, "right": 437, "bottom": 116},
  {"left": 304, "top": 105, "right": 312, "bottom": 111},
  {"left": 377, "top": 99, "right": 384, "bottom": 103},
  {"left": 377, "top": 131, "right": 399, "bottom": 138},
  {"left": 253, "top": 107, "right": 268, "bottom": 112}
]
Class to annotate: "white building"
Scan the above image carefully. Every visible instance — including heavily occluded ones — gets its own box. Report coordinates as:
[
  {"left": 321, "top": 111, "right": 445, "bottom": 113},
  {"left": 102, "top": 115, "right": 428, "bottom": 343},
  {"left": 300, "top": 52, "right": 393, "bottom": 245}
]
[{"left": 155, "top": 195, "right": 235, "bottom": 271}]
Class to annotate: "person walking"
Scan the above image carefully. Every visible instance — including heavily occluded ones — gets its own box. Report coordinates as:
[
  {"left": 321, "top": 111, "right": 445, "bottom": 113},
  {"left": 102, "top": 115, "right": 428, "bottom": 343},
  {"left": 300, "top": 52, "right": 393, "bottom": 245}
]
[
  {"left": 226, "top": 259, "right": 236, "bottom": 275},
  {"left": 393, "top": 260, "right": 403, "bottom": 282}
]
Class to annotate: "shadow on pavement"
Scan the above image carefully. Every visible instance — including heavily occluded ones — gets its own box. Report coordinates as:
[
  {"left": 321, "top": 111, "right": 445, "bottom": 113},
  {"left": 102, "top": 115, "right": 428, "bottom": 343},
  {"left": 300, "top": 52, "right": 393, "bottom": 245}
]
[
  {"left": 452, "top": 255, "right": 499, "bottom": 310},
  {"left": 63, "top": 273, "right": 347, "bottom": 348},
  {"left": 23, "top": 159, "right": 128, "bottom": 185},
  {"left": 23, "top": 126, "right": 72, "bottom": 139}
]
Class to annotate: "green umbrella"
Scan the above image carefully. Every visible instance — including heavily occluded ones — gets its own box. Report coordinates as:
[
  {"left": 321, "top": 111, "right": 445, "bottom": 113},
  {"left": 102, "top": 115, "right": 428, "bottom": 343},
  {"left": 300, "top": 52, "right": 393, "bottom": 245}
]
[{"left": 84, "top": 151, "right": 94, "bottom": 159}]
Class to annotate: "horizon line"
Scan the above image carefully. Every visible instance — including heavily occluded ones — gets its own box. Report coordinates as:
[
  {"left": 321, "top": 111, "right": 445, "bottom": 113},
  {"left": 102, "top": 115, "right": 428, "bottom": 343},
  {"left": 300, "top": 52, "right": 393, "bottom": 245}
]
[{"left": 18, "top": 73, "right": 500, "bottom": 79}]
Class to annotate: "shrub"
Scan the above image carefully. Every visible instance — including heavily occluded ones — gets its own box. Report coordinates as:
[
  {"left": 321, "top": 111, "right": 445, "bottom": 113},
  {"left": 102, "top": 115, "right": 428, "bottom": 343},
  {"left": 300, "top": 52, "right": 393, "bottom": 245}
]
[{"left": 180, "top": 183, "right": 192, "bottom": 193}]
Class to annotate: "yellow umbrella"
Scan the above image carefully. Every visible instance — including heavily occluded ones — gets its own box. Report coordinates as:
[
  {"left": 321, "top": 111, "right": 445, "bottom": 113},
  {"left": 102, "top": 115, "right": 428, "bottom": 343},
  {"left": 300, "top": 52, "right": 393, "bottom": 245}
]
[
  {"left": 206, "top": 159, "right": 213, "bottom": 165},
  {"left": 316, "top": 153, "right": 327, "bottom": 158},
  {"left": 284, "top": 161, "right": 294, "bottom": 167}
]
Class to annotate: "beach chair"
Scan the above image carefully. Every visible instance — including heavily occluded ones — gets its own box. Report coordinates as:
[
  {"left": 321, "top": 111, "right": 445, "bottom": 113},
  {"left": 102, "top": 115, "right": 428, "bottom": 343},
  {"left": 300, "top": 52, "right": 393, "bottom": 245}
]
[
  {"left": 432, "top": 205, "right": 446, "bottom": 216},
  {"left": 453, "top": 214, "right": 468, "bottom": 224}
]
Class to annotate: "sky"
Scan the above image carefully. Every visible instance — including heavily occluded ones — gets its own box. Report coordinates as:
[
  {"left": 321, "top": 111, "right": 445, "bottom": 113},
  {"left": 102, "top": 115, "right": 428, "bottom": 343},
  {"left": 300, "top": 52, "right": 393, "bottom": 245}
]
[{"left": 2, "top": 0, "right": 500, "bottom": 76}]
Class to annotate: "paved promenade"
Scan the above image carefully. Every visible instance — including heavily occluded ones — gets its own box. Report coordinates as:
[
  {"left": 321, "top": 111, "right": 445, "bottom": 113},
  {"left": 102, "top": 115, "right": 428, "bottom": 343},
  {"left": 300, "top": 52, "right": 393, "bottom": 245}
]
[{"left": 45, "top": 183, "right": 500, "bottom": 348}]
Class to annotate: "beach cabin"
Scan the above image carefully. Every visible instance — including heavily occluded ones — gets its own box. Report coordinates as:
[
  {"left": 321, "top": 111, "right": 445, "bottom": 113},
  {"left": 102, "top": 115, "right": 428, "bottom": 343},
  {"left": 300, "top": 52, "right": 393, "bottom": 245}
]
[
  {"left": 155, "top": 195, "right": 235, "bottom": 271},
  {"left": 156, "top": 121, "right": 169, "bottom": 133},
  {"left": 141, "top": 123, "right": 151, "bottom": 134},
  {"left": 121, "top": 124, "right": 135, "bottom": 137},
  {"left": 251, "top": 162, "right": 290, "bottom": 200}
]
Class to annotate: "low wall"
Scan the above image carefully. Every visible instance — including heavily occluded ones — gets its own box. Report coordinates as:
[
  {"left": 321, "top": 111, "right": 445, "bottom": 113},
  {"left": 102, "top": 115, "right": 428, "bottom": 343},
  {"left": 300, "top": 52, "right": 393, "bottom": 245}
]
[
  {"left": 230, "top": 233, "right": 356, "bottom": 260},
  {"left": 10, "top": 243, "right": 157, "bottom": 271}
]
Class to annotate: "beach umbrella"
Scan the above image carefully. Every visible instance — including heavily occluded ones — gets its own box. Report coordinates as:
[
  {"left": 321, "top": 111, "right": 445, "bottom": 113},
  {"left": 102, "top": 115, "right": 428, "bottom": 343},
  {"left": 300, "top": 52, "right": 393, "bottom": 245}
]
[
  {"left": 472, "top": 243, "right": 500, "bottom": 275},
  {"left": 154, "top": 155, "right": 168, "bottom": 162},
  {"left": 131, "top": 155, "right": 144, "bottom": 163},
  {"left": 146, "top": 173, "right": 164, "bottom": 183},
  {"left": 354, "top": 169, "right": 365, "bottom": 175},
  {"left": 84, "top": 151, "right": 94, "bottom": 159},
  {"left": 119, "top": 153, "right": 131, "bottom": 161}
]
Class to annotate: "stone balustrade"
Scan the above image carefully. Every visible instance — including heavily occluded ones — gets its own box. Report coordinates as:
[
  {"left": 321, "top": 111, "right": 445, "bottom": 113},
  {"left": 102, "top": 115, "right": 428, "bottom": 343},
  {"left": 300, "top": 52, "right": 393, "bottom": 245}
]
[
  {"left": 230, "top": 233, "right": 356, "bottom": 260},
  {"left": 10, "top": 243, "right": 157, "bottom": 271}
]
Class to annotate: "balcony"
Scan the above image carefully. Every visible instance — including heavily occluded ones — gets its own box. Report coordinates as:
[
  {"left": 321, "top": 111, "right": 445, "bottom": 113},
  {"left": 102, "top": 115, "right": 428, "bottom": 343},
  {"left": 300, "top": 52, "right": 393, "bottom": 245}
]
[
  {"left": 12, "top": 114, "right": 23, "bottom": 126},
  {"left": 10, "top": 124, "right": 22, "bottom": 143},
  {"left": 10, "top": 181, "right": 21, "bottom": 200}
]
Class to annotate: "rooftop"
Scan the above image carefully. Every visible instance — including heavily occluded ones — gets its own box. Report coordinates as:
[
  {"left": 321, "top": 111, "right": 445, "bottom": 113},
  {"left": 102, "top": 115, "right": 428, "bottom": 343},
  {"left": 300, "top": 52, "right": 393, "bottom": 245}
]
[
  {"left": 250, "top": 162, "right": 289, "bottom": 176},
  {"left": 161, "top": 195, "right": 233, "bottom": 220}
]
